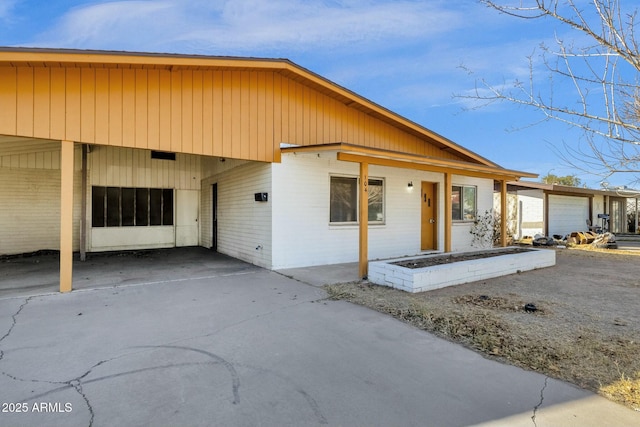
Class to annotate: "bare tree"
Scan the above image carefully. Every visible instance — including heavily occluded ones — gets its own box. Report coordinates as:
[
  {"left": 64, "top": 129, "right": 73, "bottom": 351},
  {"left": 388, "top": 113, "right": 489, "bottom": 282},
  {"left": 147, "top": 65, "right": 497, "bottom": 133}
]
[{"left": 459, "top": 0, "right": 640, "bottom": 186}]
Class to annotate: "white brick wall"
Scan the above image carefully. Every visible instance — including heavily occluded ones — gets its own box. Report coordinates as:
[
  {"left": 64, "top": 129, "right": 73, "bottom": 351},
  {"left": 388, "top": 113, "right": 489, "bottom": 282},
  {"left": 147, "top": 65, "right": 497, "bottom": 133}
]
[
  {"left": 451, "top": 175, "right": 494, "bottom": 252},
  {"left": 271, "top": 154, "right": 360, "bottom": 268},
  {"left": 369, "top": 248, "right": 556, "bottom": 293},
  {"left": 0, "top": 167, "right": 82, "bottom": 255},
  {"left": 270, "top": 153, "right": 489, "bottom": 269},
  {"left": 200, "top": 158, "right": 249, "bottom": 249},
  {"left": 517, "top": 190, "right": 544, "bottom": 237},
  {"left": 592, "top": 195, "right": 605, "bottom": 224},
  {"left": 201, "top": 161, "right": 273, "bottom": 268}
]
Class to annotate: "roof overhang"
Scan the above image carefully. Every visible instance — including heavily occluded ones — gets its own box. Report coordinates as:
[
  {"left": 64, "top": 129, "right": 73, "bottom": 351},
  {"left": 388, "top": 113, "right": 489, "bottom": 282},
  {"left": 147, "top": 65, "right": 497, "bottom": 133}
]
[
  {"left": 281, "top": 143, "right": 537, "bottom": 181},
  {"left": 0, "top": 47, "right": 501, "bottom": 167},
  {"left": 506, "top": 180, "right": 636, "bottom": 197}
]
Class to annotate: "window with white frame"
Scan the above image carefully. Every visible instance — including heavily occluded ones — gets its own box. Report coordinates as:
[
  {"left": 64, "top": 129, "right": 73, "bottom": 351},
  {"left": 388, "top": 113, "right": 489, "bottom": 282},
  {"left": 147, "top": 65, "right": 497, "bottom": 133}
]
[
  {"left": 329, "top": 176, "right": 385, "bottom": 224},
  {"left": 452, "top": 185, "right": 476, "bottom": 221}
]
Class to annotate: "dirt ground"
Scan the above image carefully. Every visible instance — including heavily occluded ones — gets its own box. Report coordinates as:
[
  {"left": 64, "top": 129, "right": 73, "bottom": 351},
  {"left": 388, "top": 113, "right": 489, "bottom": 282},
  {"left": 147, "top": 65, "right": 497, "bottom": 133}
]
[{"left": 326, "top": 247, "right": 640, "bottom": 410}]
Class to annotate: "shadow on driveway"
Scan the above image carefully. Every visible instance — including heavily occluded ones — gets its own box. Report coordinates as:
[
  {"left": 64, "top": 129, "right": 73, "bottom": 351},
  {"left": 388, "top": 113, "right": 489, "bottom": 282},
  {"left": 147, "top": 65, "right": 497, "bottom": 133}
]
[{"left": 0, "top": 247, "right": 259, "bottom": 297}]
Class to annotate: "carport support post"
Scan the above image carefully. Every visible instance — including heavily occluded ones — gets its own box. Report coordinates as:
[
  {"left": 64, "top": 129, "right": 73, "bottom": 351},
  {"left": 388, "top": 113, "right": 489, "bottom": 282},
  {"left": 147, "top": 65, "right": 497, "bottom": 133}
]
[
  {"left": 500, "top": 180, "right": 507, "bottom": 247},
  {"left": 60, "top": 140, "right": 74, "bottom": 293},
  {"left": 359, "top": 162, "right": 369, "bottom": 279}
]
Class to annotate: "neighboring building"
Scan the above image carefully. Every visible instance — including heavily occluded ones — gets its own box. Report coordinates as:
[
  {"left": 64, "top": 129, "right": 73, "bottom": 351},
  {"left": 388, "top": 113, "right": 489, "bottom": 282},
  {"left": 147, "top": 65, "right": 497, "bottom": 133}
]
[
  {"left": 0, "top": 48, "right": 536, "bottom": 292},
  {"left": 499, "top": 181, "right": 634, "bottom": 239}
]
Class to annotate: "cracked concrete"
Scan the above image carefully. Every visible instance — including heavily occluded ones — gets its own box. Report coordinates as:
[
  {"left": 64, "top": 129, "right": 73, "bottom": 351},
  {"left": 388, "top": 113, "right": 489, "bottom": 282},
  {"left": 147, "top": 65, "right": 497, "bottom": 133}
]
[
  {"left": 531, "top": 376, "right": 548, "bottom": 427},
  {"left": 68, "top": 379, "right": 94, "bottom": 427},
  {"left": 0, "top": 296, "right": 33, "bottom": 363},
  {"left": 1, "top": 248, "right": 638, "bottom": 426}
]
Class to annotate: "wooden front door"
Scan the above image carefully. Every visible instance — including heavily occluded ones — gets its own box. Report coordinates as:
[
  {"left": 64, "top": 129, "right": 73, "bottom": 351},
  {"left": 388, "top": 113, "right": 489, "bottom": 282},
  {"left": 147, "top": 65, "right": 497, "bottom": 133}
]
[{"left": 421, "top": 182, "right": 437, "bottom": 251}]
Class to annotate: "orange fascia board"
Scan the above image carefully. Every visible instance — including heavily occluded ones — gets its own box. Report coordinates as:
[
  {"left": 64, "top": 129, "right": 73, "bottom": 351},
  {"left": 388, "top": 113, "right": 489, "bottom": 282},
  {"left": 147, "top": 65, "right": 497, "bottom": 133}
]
[
  {"left": 0, "top": 47, "right": 496, "bottom": 167},
  {"left": 0, "top": 48, "right": 286, "bottom": 70},
  {"left": 281, "top": 143, "right": 537, "bottom": 180}
]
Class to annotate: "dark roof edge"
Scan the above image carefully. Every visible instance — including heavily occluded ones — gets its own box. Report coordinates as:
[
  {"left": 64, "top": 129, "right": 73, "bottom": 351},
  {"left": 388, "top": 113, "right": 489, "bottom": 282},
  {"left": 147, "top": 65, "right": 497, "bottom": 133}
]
[{"left": 507, "top": 180, "right": 637, "bottom": 197}]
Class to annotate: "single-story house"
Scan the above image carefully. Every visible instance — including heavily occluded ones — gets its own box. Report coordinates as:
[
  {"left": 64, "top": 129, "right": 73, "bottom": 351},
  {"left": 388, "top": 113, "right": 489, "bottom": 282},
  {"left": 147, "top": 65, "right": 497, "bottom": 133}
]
[
  {"left": 0, "top": 47, "right": 536, "bottom": 292},
  {"left": 497, "top": 181, "right": 637, "bottom": 239}
]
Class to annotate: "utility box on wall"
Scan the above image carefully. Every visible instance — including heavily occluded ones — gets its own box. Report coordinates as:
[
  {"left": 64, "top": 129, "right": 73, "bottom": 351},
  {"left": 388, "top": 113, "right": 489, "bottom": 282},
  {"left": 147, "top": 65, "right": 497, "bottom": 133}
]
[{"left": 254, "top": 192, "right": 268, "bottom": 202}]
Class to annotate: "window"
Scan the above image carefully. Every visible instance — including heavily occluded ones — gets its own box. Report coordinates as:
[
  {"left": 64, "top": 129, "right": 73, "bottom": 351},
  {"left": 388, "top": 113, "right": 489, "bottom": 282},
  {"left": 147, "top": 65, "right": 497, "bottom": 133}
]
[
  {"left": 452, "top": 185, "right": 476, "bottom": 221},
  {"left": 136, "top": 188, "right": 149, "bottom": 226},
  {"left": 330, "top": 176, "right": 385, "bottom": 223},
  {"left": 368, "top": 179, "right": 384, "bottom": 222},
  {"left": 151, "top": 151, "right": 176, "bottom": 161},
  {"left": 92, "top": 186, "right": 174, "bottom": 227}
]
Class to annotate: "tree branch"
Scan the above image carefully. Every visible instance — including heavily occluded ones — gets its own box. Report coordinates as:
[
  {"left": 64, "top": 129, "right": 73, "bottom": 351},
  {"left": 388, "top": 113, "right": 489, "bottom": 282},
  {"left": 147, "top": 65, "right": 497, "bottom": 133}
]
[{"left": 462, "top": 0, "right": 640, "bottom": 184}]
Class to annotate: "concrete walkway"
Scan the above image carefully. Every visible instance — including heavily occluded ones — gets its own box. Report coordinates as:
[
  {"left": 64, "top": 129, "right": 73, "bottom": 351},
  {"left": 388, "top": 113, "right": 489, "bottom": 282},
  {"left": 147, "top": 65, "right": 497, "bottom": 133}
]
[{"left": 0, "top": 248, "right": 638, "bottom": 426}]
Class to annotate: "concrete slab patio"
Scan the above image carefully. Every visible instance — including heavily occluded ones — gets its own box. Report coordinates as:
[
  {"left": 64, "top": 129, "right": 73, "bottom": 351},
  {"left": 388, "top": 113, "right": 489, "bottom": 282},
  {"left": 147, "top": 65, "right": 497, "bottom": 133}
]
[{"left": 0, "top": 248, "right": 638, "bottom": 426}]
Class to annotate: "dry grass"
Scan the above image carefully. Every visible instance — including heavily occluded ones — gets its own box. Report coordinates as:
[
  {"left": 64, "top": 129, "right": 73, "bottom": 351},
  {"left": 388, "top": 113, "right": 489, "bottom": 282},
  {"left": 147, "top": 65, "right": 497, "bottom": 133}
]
[
  {"left": 601, "top": 372, "right": 640, "bottom": 411},
  {"left": 326, "top": 251, "right": 640, "bottom": 410}
]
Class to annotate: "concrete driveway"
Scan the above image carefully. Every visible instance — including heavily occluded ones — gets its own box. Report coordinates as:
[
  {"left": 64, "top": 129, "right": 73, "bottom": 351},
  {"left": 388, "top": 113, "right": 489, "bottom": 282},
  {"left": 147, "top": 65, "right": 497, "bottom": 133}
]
[{"left": 1, "top": 249, "right": 638, "bottom": 426}]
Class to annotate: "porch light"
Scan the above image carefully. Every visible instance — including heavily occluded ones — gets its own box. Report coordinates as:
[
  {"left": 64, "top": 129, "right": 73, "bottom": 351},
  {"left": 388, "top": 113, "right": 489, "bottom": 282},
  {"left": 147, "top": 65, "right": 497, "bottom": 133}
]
[{"left": 408, "top": 181, "right": 413, "bottom": 188}]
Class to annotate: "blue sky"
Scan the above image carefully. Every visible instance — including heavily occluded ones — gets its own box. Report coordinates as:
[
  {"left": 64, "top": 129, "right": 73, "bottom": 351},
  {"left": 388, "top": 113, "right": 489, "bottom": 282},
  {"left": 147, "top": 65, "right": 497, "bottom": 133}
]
[{"left": 0, "top": 0, "right": 625, "bottom": 187}]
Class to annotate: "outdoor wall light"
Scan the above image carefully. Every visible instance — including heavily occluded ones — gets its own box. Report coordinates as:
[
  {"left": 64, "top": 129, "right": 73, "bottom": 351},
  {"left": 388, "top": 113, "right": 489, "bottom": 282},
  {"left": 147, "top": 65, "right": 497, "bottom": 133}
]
[{"left": 408, "top": 181, "right": 413, "bottom": 188}]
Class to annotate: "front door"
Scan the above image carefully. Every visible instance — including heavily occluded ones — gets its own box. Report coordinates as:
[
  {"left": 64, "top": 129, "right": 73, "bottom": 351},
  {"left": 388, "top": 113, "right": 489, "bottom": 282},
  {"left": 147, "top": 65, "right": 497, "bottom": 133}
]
[{"left": 421, "top": 182, "right": 437, "bottom": 251}]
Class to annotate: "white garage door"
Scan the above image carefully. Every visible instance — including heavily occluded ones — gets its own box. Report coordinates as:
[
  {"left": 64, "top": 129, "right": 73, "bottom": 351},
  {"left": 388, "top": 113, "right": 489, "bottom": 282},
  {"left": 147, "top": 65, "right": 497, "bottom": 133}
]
[{"left": 548, "top": 195, "right": 589, "bottom": 237}]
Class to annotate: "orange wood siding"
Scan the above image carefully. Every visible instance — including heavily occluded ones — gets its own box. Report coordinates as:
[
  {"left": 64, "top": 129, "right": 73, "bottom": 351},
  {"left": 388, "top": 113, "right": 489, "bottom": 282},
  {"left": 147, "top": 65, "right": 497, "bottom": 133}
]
[
  {"left": 80, "top": 68, "right": 96, "bottom": 143},
  {"left": 16, "top": 67, "right": 33, "bottom": 137},
  {"left": 0, "top": 65, "right": 468, "bottom": 163}
]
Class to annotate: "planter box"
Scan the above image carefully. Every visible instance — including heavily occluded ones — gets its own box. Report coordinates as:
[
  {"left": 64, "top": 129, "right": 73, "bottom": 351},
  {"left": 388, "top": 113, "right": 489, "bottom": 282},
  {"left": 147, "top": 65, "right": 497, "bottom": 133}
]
[{"left": 368, "top": 247, "right": 556, "bottom": 293}]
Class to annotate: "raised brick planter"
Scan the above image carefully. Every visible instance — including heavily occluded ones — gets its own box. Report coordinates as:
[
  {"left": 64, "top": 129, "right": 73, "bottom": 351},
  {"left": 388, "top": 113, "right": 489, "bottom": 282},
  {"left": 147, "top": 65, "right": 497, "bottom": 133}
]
[{"left": 368, "top": 247, "right": 556, "bottom": 293}]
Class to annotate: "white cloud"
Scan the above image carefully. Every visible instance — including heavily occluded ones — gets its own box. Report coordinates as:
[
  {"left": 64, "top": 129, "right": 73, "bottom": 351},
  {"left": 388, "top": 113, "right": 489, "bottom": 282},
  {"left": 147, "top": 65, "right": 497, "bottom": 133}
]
[
  {"left": 180, "top": 0, "right": 463, "bottom": 52},
  {"left": 31, "top": 0, "right": 466, "bottom": 53},
  {"left": 33, "top": 1, "right": 178, "bottom": 49}
]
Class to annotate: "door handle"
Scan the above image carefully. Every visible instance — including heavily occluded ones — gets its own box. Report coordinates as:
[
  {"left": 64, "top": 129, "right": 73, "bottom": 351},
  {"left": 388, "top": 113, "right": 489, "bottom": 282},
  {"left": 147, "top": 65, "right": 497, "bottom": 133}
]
[{"left": 429, "top": 218, "right": 435, "bottom": 224}]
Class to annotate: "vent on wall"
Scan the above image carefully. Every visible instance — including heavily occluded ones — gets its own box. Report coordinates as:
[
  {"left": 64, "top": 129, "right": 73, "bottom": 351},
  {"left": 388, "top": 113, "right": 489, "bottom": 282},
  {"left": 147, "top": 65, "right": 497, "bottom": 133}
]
[{"left": 151, "top": 151, "right": 176, "bottom": 161}]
